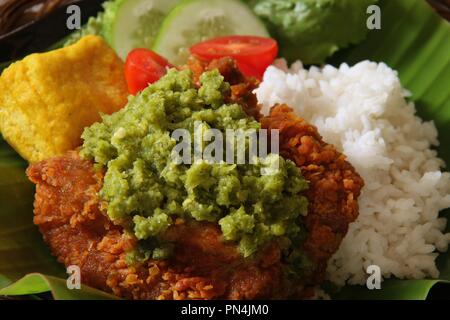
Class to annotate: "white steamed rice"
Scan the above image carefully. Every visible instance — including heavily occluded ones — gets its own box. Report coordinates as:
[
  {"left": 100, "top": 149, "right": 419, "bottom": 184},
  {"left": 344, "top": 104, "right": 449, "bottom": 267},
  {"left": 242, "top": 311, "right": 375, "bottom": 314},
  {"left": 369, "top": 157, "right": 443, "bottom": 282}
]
[{"left": 256, "top": 59, "right": 450, "bottom": 285}]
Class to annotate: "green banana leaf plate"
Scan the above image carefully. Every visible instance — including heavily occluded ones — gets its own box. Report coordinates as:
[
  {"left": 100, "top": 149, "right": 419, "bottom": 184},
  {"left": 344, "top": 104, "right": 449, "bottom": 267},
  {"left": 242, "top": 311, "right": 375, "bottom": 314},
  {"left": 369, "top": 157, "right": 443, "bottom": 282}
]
[{"left": 0, "top": 0, "right": 449, "bottom": 300}]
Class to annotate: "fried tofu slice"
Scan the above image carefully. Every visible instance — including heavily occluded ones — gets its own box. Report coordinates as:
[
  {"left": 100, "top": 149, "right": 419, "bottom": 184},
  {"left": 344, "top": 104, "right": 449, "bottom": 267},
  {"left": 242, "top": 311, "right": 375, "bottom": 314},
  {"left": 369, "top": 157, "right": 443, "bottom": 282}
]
[{"left": 0, "top": 35, "right": 128, "bottom": 163}]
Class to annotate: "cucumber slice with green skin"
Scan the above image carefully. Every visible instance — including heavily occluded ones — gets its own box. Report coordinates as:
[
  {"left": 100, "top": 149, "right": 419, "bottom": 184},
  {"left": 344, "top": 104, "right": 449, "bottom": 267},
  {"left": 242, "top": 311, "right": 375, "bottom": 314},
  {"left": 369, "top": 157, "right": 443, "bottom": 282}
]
[
  {"left": 152, "top": 0, "right": 269, "bottom": 65},
  {"left": 103, "top": 0, "right": 179, "bottom": 60}
]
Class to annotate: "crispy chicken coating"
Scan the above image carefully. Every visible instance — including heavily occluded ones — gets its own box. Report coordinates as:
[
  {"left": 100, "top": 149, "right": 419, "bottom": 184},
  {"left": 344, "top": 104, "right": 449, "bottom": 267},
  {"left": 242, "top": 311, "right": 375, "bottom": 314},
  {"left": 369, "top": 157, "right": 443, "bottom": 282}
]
[
  {"left": 27, "top": 152, "right": 290, "bottom": 299},
  {"left": 260, "top": 104, "right": 364, "bottom": 283},
  {"left": 26, "top": 57, "right": 363, "bottom": 299}
]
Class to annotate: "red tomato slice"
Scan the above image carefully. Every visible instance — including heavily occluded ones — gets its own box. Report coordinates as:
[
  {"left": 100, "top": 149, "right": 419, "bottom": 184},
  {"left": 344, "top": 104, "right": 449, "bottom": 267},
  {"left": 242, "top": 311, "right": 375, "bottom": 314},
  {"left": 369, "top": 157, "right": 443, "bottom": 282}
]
[
  {"left": 125, "top": 48, "right": 172, "bottom": 95},
  {"left": 190, "top": 35, "right": 278, "bottom": 79}
]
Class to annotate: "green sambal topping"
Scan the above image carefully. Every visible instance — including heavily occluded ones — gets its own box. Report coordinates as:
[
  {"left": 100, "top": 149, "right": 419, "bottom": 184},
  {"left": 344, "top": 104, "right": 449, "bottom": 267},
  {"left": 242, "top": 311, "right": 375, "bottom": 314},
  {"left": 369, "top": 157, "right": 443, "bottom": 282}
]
[{"left": 81, "top": 68, "right": 309, "bottom": 259}]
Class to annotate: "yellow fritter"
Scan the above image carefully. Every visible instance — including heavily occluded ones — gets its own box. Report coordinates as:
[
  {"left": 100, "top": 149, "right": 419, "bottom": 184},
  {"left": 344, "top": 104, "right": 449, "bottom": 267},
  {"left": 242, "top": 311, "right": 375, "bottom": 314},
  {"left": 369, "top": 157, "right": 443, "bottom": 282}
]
[{"left": 0, "top": 35, "right": 128, "bottom": 163}]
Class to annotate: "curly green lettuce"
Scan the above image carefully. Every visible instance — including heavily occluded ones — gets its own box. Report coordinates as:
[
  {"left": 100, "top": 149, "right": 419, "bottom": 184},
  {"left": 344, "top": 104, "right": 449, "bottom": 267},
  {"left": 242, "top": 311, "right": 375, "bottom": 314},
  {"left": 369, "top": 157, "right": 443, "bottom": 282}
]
[{"left": 245, "top": 0, "right": 378, "bottom": 64}]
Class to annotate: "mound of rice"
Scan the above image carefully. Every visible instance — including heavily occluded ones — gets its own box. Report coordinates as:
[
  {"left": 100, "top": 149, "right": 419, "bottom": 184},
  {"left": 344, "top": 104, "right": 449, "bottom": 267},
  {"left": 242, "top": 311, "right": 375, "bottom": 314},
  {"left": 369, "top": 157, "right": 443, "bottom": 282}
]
[{"left": 256, "top": 60, "right": 450, "bottom": 285}]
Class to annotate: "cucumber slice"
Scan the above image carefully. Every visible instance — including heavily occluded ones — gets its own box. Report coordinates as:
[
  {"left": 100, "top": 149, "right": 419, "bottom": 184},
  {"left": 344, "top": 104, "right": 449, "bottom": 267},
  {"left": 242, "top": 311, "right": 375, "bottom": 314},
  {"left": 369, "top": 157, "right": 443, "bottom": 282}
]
[
  {"left": 153, "top": 0, "right": 269, "bottom": 65},
  {"left": 103, "top": 0, "right": 179, "bottom": 60}
]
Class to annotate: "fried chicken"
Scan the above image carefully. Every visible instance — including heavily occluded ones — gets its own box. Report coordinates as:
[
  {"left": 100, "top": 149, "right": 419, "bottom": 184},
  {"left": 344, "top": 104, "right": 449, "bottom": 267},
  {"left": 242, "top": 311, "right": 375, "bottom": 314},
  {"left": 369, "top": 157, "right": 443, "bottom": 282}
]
[
  {"left": 27, "top": 151, "right": 289, "bottom": 299},
  {"left": 26, "top": 57, "right": 363, "bottom": 299}
]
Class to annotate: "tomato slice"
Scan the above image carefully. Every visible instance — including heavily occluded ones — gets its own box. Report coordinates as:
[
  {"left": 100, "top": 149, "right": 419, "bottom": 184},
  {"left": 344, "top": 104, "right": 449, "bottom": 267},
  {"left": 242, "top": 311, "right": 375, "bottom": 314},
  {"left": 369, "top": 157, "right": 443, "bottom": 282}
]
[
  {"left": 189, "top": 35, "right": 278, "bottom": 79},
  {"left": 125, "top": 48, "right": 172, "bottom": 95}
]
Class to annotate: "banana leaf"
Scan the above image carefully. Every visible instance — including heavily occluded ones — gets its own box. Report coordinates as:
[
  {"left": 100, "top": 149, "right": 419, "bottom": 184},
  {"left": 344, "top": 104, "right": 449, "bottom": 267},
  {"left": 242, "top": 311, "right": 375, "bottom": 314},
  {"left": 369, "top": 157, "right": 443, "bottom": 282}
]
[
  {"left": 0, "top": 137, "right": 118, "bottom": 299},
  {"left": 0, "top": 139, "right": 62, "bottom": 283},
  {"left": 0, "top": 0, "right": 450, "bottom": 300},
  {"left": 0, "top": 274, "right": 118, "bottom": 300}
]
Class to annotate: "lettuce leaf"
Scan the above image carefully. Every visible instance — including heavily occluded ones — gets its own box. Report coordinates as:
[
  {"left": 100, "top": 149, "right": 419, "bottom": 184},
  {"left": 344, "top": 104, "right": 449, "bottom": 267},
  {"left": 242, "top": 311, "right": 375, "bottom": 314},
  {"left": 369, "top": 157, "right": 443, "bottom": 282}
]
[{"left": 246, "top": 0, "right": 378, "bottom": 64}]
